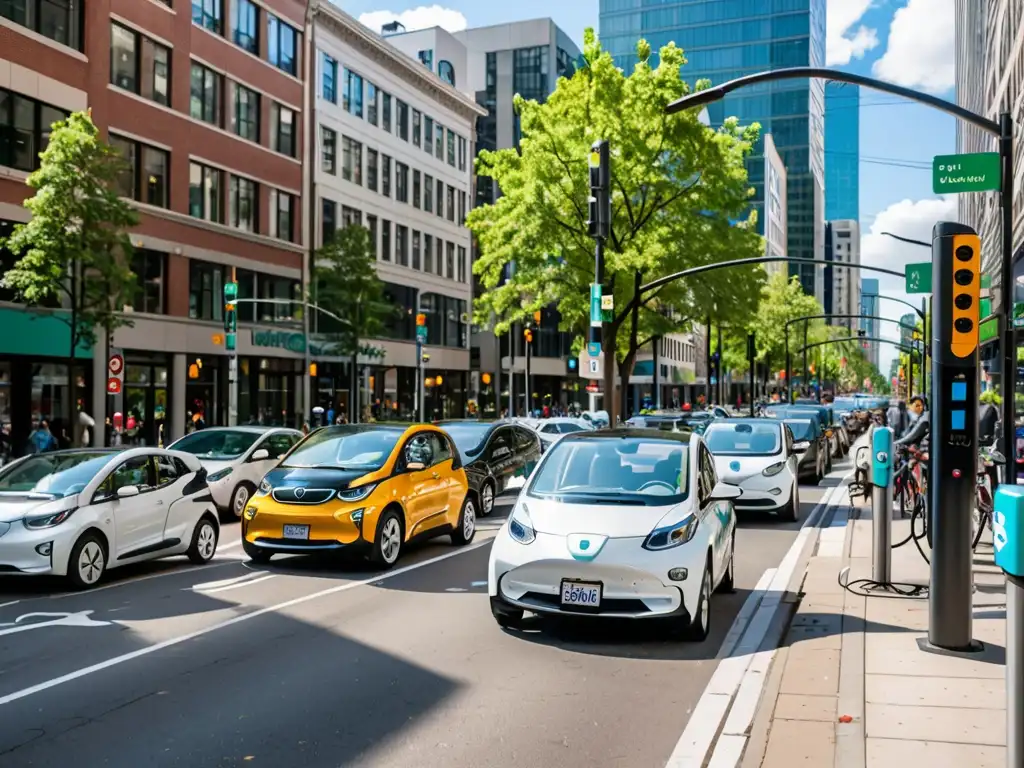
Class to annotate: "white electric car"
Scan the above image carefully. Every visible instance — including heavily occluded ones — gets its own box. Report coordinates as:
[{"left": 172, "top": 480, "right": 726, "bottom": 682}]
[
  {"left": 703, "top": 419, "right": 800, "bottom": 522},
  {"left": 168, "top": 427, "right": 303, "bottom": 521},
  {"left": 488, "top": 429, "right": 739, "bottom": 640},
  {"left": 0, "top": 447, "right": 219, "bottom": 589}
]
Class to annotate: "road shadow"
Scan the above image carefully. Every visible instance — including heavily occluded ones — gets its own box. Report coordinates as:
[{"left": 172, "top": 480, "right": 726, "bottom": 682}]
[{"left": 733, "top": 498, "right": 821, "bottom": 531}]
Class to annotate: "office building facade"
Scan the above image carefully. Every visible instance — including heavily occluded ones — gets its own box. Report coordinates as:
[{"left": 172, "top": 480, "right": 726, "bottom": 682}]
[
  {"left": 823, "top": 219, "right": 860, "bottom": 330},
  {"left": 859, "top": 278, "right": 879, "bottom": 369},
  {"left": 600, "top": 0, "right": 827, "bottom": 299},
  {"left": 824, "top": 82, "right": 859, "bottom": 222},
  {"left": 763, "top": 133, "right": 789, "bottom": 276}
]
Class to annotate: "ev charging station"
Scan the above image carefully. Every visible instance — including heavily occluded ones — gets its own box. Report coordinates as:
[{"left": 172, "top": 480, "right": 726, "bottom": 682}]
[
  {"left": 871, "top": 427, "right": 894, "bottom": 584},
  {"left": 994, "top": 485, "right": 1024, "bottom": 767}
]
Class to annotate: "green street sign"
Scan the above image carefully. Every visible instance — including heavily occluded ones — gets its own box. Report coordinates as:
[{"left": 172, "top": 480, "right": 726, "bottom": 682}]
[
  {"left": 905, "top": 262, "right": 932, "bottom": 294},
  {"left": 933, "top": 152, "right": 1001, "bottom": 194},
  {"left": 224, "top": 281, "right": 238, "bottom": 302}
]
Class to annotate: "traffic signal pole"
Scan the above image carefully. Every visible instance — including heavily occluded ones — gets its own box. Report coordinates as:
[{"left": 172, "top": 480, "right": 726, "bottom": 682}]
[
  {"left": 224, "top": 273, "right": 238, "bottom": 427},
  {"left": 587, "top": 141, "right": 610, "bottom": 417}
]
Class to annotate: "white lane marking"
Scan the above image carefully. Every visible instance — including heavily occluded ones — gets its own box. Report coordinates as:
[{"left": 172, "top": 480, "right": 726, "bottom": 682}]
[
  {"left": 217, "top": 539, "right": 243, "bottom": 550},
  {"left": 0, "top": 611, "right": 110, "bottom": 636},
  {"left": 664, "top": 445, "right": 860, "bottom": 768},
  {"left": 198, "top": 574, "right": 276, "bottom": 593},
  {"left": 707, "top": 735, "right": 746, "bottom": 768},
  {"left": 471, "top": 580, "right": 488, "bottom": 587},
  {"left": 189, "top": 572, "right": 269, "bottom": 591},
  {"left": 0, "top": 537, "right": 492, "bottom": 707},
  {"left": 37, "top": 560, "right": 242, "bottom": 601},
  {"left": 0, "top": 600, "right": 21, "bottom": 610},
  {"left": 717, "top": 568, "right": 776, "bottom": 660}
]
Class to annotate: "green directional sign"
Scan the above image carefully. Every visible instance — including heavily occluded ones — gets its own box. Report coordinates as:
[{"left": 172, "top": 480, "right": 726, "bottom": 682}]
[
  {"left": 933, "top": 152, "right": 1001, "bottom": 194},
  {"left": 905, "top": 262, "right": 932, "bottom": 294}
]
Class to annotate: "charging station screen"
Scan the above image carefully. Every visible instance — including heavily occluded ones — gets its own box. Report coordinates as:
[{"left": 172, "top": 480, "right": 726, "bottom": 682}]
[
  {"left": 951, "top": 410, "right": 966, "bottom": 430},
  {"left": 951, "top": 382, "right": 967, "bottom": 401}
]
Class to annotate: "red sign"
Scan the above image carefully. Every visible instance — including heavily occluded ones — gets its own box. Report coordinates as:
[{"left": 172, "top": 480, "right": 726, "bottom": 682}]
[
  {"left": 108, "top": 354, "right": 124, "bottom": 376},
  {"left": 107, "top": 377, "right": 122, "bottom": 394}
]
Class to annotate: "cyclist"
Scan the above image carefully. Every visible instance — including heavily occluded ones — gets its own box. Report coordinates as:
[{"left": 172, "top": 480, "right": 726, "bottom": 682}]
[
  {"left": 886, "top": 399, "right": 910, "bottom": 438},
  {"left": 895, "top": 395, "right": 929, "bottom": 453}
]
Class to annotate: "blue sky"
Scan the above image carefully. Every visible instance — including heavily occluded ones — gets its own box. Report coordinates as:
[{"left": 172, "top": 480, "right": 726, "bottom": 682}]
[{"left": 339, "top": 0, "right": 958, "bottom": 381}]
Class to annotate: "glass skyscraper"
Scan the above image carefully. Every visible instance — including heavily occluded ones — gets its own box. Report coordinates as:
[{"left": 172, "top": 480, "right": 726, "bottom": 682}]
[
  {"left": 825, "top": 82, "right": 860, "bottom": 221},
  {"left": 599, "top": 0, "right": 827, "bottom": 296}
]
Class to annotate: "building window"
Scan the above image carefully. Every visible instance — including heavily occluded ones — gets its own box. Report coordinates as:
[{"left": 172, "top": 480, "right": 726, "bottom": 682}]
[
  {"left": 424, "top": 234, "right": 433, "bottom": 273},
  {"left": 412, "top": 109, "right": 421, "bottom": 147},
  {"left": 446, "top": 185, "right": 455, "bottom": 222},
  {"left": 321, "top": 53, "right": 337, "bottom": 103},
  {"left": 342, "top": 136, "right": 362, "bottom": 185},
  {"left": 418, "top": 49, "right": 433, "bottom": 69},
  {"left": 435, "top": 178, "right": 444, "bottom": 218},
  {"left": 342, "top": 205, "right": 360, "bottom": 228},
  {"left": 110, "top": 23, "right": 171, "bottom": 107},
  {"left": 320, "top": 125, "right": 336, "bottom": 174},
  {"left": 412, "top": 170, "right": 421, "bottom": 209},
  {"left": 322, "top": 197, "right": 336, "bottom": 243},
  {"left": 232, "top": 0, "right": 258, "bottom": 54},
  {"left": 366, "top": 215, "right": 378, "bottom": 256},
  {"left": 271, "top": 189, "right": 294, "bottom": 242},
  {"left": 188, "top": 161, "right": 223, "bottom": 223},
  {"left": 344, "top": 69, "right": 363, "bottom": 117},
  {"left": 381, "top": 154, "right": 391, "bottom": 197},
  {"left": 381, "top": 219, "right": 391, "bottom": 261},
  {"left": 457, "top": 246, "right": 467, "bottom": 282},
  {"left": 189, "top": 260, "right": 224, "bottom": 321},
  {"left": 270, "top": 103, "right": 295, "bottom": 157},
  {"left": 367, "top": 82, "right": 379, "bottom": 125},
  {"left": 131, "top": 249, "right": 166, "bottom": 314},
  {"left": 382, "top": 92, "right": 391, "bottom": 132},
  {"left": 434, "top": 122, "right": 443, "bottom": 157},
  {"left": 457, "top": 136, "right": 466, "bottom": 171},
  {"left": 458, "top": 190, "right": 466, "bottom": 224},
  {"left": 423, "top": 174, "right": 433, "bottom": 213},
  {"left": 189, "top": 62, "right": 221, "bottom": 125},
  {"left": 233, "top": 83, "right": 259, "bottom": 142},
  {"left": 395, "top": 162, "right": 408, "bottom": 203},
  {"left": 435, "top": 238, "right": 443, "bottom": 276},
  {"left": 395, "top": 225, "right": 408, "bottom": 266},
  {"left": 396, "top": 99, "right": 409, "bottom": 141},
  {"left": 108, "top": 135, "right": 169, "bottom": 208},
  {"left": 192, "top": 0, "right": 221, "bottom": 35},
  {"left": 446, "top": 129, "right": 455, "bottom": 166},
  {"left": 2, "top": 0, "right": 84, "bottom": 50},
  {"left": 412, "top": 230, "right": 421, "bottom": 270},
  {"left": 229, "top": 175, "right": 257, "bottom": 232},
  {"left": 367, "top": 148, "right": 378, "bottom": 192},
  {"left": 267, "top": 13, "right": 298, "bottom": 76},
  {"left": 438, "top": 60, "right": 455, "bottom": 87},
  {"left": 0, "top": 89, "right": 66, "bottom": 172},
  {"left": 423, "top": 116, "right": 433, "bottom": 156},
  {"left": 446, "top": 241, "right": 455, "bottom": 278}
]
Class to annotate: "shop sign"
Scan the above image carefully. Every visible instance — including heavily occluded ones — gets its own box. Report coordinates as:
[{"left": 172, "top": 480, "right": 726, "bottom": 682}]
[{"left": 251, "top": 330, "right": 386, "bottom": 360}]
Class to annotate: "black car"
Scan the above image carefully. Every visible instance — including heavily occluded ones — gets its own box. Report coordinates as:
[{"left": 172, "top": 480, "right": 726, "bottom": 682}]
[
  {"left": 782, "top": 416, "right": 829, "bottom": 483},
  {"left": 435, "top": 421, "right": 542, "bottom": 516}
]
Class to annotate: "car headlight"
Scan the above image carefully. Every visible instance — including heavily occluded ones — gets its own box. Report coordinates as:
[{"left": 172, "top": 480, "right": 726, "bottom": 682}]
[
  {"left": 508, "top": 503, "right": 536, "bottom": 545},
  {"left": 244, "top": 505, "right": 258, "bottom": 520},
  {"left": 24, "top": 508, "right": 76, "bottom": 529},
  {"left": 643, "top": 515, "right": 699, "bottom": 551},
  {"left": 256, "top": 479, "right": 272, "bottom": 496},
  {"left": 207, "top": 467, "right": 233, "bottom": 483},
  {"left": 762, "top": 462, "right": 786, "bottom": 477},
  {"left": 338, "top": 483, "right": 377, "bottom": 502}
]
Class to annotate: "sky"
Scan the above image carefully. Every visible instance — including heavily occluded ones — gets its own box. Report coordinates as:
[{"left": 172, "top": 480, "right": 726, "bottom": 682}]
[{"left": 336, "top": 0, "right": 960, "bottom": 382}]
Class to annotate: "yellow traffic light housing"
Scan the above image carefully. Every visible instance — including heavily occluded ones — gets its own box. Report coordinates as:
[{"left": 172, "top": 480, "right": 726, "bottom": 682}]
[
  {"left": 524, "top": 329, "right": 533, "bottom": 343},
  {"left": 950, "top": 233, "right": 981, "bottom": 358},
  {"left": 416, "top": 313, "right": 427, "bottom": 326},
  {"left": 309, "top": 362, "right": 318, "bottom": 377},
  {"left": 533, "top": 310, "right": 541, "bottom": 325}
]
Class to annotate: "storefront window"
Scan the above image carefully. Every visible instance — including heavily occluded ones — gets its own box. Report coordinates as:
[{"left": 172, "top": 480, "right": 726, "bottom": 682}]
[
  {"left": 123, "top": 363, "right": 168, "bottom": 446},
  {"left": 131, "top": 249, "right": 166, "bottom": 314}
]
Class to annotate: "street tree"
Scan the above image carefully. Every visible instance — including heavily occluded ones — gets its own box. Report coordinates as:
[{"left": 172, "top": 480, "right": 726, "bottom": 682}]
[
  {"left": 0, "top": 110, "right": 139, "bottom": 427},
  {"left": 745, "top": 272, "right": 825, "bottom": 391},
  {"left": 467, "top": 29, "right": 765, "bottom": 421}
]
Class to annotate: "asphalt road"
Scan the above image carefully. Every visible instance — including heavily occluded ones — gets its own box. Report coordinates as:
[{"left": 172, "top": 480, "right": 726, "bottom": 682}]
[{"left": 0, "top": 452, "right": 855, "bottom": 768}]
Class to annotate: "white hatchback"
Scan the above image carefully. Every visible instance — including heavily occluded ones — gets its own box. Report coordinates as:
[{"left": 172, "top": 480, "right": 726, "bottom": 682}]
[
  {"left": 168, "top": 427, "right": 303, "bottom": 521},
  {"left": 488, "top": 429, "right": 739, "bottom": 640},
  {"left": 0, "top": 448, "right": 218, "bottom": 589}
]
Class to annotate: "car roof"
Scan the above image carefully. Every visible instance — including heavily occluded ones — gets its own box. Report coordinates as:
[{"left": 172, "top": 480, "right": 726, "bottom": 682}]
[
  {"left": 562, "top": 427, "right": 693, "bottom": 444},
  {"left": 709, "top": 418, "right": 781, "bottom": 428},
  {"left": 188, "top": 426, "right": 299, "bottom": 434}
]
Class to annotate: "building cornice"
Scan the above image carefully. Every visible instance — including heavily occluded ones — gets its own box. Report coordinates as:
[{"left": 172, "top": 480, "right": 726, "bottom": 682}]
[{"left": 313, "top": 1, "right": 488, "bottom": 124}]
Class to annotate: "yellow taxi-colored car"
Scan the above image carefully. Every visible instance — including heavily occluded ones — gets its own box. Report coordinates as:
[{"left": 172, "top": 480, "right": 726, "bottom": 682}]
[{"left": 241, "top": 424, "right": 477, "bottom": 567}]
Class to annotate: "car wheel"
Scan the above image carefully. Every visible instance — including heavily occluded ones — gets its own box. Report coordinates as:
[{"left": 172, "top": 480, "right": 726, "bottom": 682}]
[
  {"left": 683, "top": 562, "right": 712, "bottom": 642},
  {"left": 187, "top": 516, "right": 219, "bottom": 564},
  {"left": 227, "top": 482, "right": 256, "bottom": 522},
  {"left": 67, "top": 533, "right": 107, "bottom": 590},
  {"left": 718, "top": 532, "right": 736, "bottom": 593},
  {"left": 451, "top": 495, "right": 477, "bottom": 546},
  {"left": 480, "top": 481, "right": 495, "bottom": 516},
  {"left": 778, "top": 482, "right": 799, "bottom": 523},
  {"left": 242, "top": 538, "right": 272, "bottom": 564},
  {"left": 370, "top": 509, "right": 404, "bottom": 568},
  {"left": 491, "top": 597, "right": 523, "bottom": 629}
]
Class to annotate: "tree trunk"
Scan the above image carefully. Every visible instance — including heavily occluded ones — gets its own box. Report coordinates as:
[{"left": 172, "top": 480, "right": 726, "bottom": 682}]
[
  {"left": 601, "top": 321, "right": 619, "bottom": 424},
  {"left": 65, "top": 258, "right": 79, "bottom": 446},
  {"left": 619, "top": 273, "right": 642, "bottom": 419}
]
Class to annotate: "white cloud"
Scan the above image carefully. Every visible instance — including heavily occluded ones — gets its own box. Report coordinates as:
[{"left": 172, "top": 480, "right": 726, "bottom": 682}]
[
  {"left": 826, "top": 0, "right": 879, "bottom": 66},
  {"left": 358, "top": 5, "right": 468, "bottom": 35},
  {"left": 873, "top": 0, "right": 955, "bottom": 93}
]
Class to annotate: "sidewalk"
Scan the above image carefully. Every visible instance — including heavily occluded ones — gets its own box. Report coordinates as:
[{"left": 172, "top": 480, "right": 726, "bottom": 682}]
[{"left": 742, "top": 490, "right": 1008, "bottom": 767}]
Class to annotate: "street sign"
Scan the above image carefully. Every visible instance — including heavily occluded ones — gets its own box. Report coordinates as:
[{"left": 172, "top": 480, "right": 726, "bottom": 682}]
[
  {"left": 416, "top": 325, "right": 428, "bottom": 343},
  {"left": 933, "top": 152, "right": 1001, "bottom": 194},
  {"left": 587, "top": 342, "right": 601, "bottom": 357},
  {"left": 601, "top": 295, "right": 613, "bottom": 311},
  {"left": 580, "top": 350, "right": 604, "bottom": 380},
  {"left": 106, "top": 377, "right": 121, "bottom": 394},
  {"left": 107, "top": 350, "right": 124, "bottom": 394},
  {"left": 905, "top": 262, "right": 932, "bottom": 294},
  {"left": 590, "top": 283, "right": 602, "bottom": 328},
  {"left": 225, "top": 332, "right": 236, "bottom": 351}
]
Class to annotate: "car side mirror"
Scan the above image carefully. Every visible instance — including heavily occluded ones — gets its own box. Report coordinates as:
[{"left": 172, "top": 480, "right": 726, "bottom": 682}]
[
  {"left": 406, "top": 461, "right": 426, "bottom": 472},
  {"left": 250, "top": 448, "right": 270, "bottom": 461},
  {"left": 710, "top": 481, "right": 742, "bottom": 501},
  {"left": 116, "top": 485, "right": 140, "bottom": 499},
  {"left": 793, "top": 441, "right": 811, "bottom": 452}
]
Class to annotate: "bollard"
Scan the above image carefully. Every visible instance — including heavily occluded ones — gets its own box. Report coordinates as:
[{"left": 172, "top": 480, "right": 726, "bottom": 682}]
[
  {"left": 993, "top": 486, "right": 1024, "bottom": 768},
  {"left": 871, "top": 427, "right": 895, "bottom": 583}
]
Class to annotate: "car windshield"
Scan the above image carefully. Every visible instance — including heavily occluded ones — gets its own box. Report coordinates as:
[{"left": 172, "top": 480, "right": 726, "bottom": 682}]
[
  {"left": 171, "top": 429, "right": 263, "bottom": 460},
  {"left": 438, "top": 423, "right": 491, "bottom": 457},
  {"left": 527, "top": 437, "right": 689, "bottom": 506},
  {"left": 785, "top": 419, "right": 816, "bottom": 442},
  {"left": 0, "top": 452, "right": 113, "bottom": 498},
  {"left": 704, "top": 423, "right": 782, "bottom": 456},
  {"left": 282, "top": 427, "right": 402, "bottom": 470}
]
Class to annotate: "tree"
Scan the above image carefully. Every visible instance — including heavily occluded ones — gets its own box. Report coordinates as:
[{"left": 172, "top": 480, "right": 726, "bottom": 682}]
[
  {"left": 746, "top": 272, "right": 824, "bottom": 391},
  {"left": 467, "top": 29, "right": 765, "bottom": 421},
  {"left": 0, "top": 110, "right": 139, "bottom": 427}
]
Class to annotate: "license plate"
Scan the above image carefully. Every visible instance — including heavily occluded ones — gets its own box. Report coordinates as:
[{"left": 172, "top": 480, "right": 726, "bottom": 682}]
[
  {"left": 282, "top": 524, "right": 309, "bottom": 540},
  {"left": 560, "top": 580, "right": 602, "bottom": 607}
]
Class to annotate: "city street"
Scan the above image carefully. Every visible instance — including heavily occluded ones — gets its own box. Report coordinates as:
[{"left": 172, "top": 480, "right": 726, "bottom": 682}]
[{"left": 0, "top": 453, "right": 853, "bottom": 768}]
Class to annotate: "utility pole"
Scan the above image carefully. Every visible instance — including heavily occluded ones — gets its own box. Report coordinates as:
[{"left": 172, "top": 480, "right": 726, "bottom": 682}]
[
  {"left": 748, "top": 332, "right": 756, "bottom": 416},
  {"left": 224, "top": 274, "right": 238, "bottom": 427},
  {"left": 705, "top": 315, "right": 712, "bottom": 405},
  {"left": 524, "top": 325, "right": 533, "bottom": 415},
  {"left": 716, "top": 324, "right": 723, "bottom": 406},
  {"left": 415, "top": 308, "right": 427, "bottom": 422},
  {"left": 802, "top": 322, "right": 809, "bottom": 397},
  {"left": 653, "top": 336, "right": 661, "bottom": 410},
  {"left": 587, "top": 140, "right": 610, "bottom": 418}
]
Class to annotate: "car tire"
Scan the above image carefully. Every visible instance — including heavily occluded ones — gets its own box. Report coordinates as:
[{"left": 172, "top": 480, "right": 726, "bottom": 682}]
[
  {"left": 187, "top": 516, "right": 219, "bottom": 564},
  {"left": 67, "top": 532, "right": 107, "bottom": 590},
  {"left": 225, "top": 481, "right": 256, "bottom": 522},
  {"left": 778, "top": 482, "right": 800, "bottom": 523},
  {"left": 242, "top": 538, "right": 272, "bottom": 564},
  {"left": 491, "top": 597, "right": 523, "bottom": 629},
  {"left": 683, "top": 562, "right": 712, "bottom": 642},
  {"left": 370, "top": 508, "right": 404, "bottom": 568},
  {"left": 480, "top": 480, "right": 496, "bottom": 517},
  {"left": 450, "top": 495, "right": 477, "bottom": 546},
  {"left": 718, "top": 533, "right": 736, "bottom": 594}
]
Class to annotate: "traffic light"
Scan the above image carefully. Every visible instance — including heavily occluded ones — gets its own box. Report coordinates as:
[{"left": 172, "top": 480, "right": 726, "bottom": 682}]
[
  {"left": 533, "top": 310, "right": 541, "bottom": 325},
  {"left": 524, "top": 328, "right": 534, "bottom": 344},
  {"left": 587, "top": 140, "right": 610, "bottom": 239},
  {"left": 309, "top": 362, "right": 317, "bottom": 377},
  {"left": 949, "top": 232, "right": 981, "bottom": 357},
  {"left": 224, "top": 281, "right": 238, "bottom": 303},
  {"left": 416, "top": 313, "right": 427, "bottom": 327},
  {"left": 223, "top": 281, "right": 238, "bottom": 351}
]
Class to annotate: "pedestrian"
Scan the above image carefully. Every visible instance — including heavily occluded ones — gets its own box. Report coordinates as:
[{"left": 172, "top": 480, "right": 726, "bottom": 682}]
[
  {"left": 29, "top": 420, "right": 57, "bottom": 453},
  {"left": 77, "top": 409, "right": 96, "bottom": 447}
]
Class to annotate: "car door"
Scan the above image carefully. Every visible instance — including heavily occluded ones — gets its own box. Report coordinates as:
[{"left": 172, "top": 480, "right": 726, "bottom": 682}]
[
  {"left": 487, "top": 428, "right": 514, "bottom": 480},
  {"left": 429, "top": 432, "right": 463, "bottom": 522},
  {"left": 783, "top": 426, "right": 799, "bottom": 476},
  {"left": 245, "top": 432, "right": 297, "bottom": 485},
  {"left": 400, "top": 432, "right": 446, "bottom": 535},
  {"left": 93, "top": 454, "right": 162, "bottom": 558},
  {"left": 699, "top": 444, "right": 730, "bottom": 582},
  {"left": 153, "top": 453, "right": 192, "bottom": 541}
]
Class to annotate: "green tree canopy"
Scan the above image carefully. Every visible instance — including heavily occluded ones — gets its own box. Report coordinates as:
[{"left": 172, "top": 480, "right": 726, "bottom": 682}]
[{"left": 467, "top": 29, "right": 765, "bottom": 420}]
